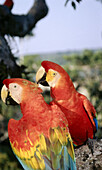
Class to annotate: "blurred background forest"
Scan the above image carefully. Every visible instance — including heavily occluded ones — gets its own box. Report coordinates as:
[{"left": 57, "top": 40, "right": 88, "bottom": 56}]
[{"left": 0, "top": 0, "right": 102, "bottom": 169}]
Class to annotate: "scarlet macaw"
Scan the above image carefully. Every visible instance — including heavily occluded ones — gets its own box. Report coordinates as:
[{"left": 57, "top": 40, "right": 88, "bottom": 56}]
[
  {"left": 1, "top": 78, "right": 76, "bottom": 170},
  {"left": 36, "top": 61, "right": 98, "bottom": 151}
]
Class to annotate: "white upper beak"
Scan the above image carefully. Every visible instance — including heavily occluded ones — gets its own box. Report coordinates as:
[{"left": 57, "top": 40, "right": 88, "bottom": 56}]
[
  {"left": 1, "top": 85, "right": 8, "bottom": 103},
  {"left": 36, "top": 66, "right": 45, "bottom": 83}
]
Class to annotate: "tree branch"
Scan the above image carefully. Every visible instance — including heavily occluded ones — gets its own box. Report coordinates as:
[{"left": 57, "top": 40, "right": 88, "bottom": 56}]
[{"left": 0, "top": 0, "right": 48, "bottom": 37}]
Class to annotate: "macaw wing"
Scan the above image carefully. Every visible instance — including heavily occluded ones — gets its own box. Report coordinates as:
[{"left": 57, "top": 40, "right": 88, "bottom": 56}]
[
  {"left": 11, "top": 126, "right": 76, "bottom": 170},
  {"left": 48, "top": 126, "right": 76, "bottom": 170},
  {"left": 10, "top": 134, "right": 48, "bottom": 170},
  {"left": 81, "top": 94, "right": 98, "bottom": 131}
]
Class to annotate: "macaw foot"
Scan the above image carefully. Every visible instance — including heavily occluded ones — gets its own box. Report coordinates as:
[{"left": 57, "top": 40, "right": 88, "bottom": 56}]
[{"left": 87, "top": 138, "right": 96, "bottom": 155}]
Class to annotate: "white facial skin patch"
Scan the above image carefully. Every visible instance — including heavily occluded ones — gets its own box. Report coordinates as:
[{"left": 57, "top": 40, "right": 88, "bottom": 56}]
[{"left": 9, "top": 83, "right": 23, "bottom": 104}]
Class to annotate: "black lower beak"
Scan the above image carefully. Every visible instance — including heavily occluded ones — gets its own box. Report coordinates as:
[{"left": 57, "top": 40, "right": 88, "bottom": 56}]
[
  {"left": 37, "top": 73, "right": 49, "bottom": 87},
  {"left": 6, "top": 92, "right": 19, "bottom": 105}
]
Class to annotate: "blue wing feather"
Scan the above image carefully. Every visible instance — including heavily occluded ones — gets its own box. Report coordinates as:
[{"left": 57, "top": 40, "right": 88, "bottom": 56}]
[{"left": 93, "top": 117, "right": 98, "bottom": 131}]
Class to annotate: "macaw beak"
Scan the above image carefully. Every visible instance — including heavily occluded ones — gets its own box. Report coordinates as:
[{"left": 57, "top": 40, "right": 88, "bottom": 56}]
[
  {"left": 1, "top": 85, "right": 18, "bottom": 105},
  {"left": 36, "top": 66, "right": 49, "bottom": 86}
]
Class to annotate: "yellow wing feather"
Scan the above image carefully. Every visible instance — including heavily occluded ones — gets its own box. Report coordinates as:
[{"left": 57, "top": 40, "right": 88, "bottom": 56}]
[{"left": 10, "top": 126, "right": 75, "bottom": 170}]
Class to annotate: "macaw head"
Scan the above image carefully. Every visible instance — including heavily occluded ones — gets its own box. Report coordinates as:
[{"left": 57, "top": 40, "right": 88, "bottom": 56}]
[
  {"left": 1, "top": 78, "right": 42, "bottom": 105},
  {"left": 36, "top": 61, "right": 72, "bottom": 88}
]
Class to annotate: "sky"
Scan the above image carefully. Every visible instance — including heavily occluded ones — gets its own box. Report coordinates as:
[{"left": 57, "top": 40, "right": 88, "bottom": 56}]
[{"left": 1, "top": 0, "right": 102, "bottom": 55}]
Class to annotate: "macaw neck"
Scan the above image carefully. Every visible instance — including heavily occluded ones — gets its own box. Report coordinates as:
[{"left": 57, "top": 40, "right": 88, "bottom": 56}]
[
  {"left": 20, "top": 93, "right": 49, "bottom": 116},
  {"left": 51, "top": 77, "right": 76, "bottom": 101}
]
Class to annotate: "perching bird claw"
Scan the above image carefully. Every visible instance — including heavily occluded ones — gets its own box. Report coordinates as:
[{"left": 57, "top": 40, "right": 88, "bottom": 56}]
[{"left": 87, "top": 138, "right": 96, "bottom": 155}]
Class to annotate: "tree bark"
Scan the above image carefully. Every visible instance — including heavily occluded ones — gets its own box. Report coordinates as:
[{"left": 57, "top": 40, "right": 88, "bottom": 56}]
[
  {"left": 75, "top": 140, "right": 102, "bottom": 169},
  {"left": 0, "top": 35, "right": 26, "bottom": 91}
]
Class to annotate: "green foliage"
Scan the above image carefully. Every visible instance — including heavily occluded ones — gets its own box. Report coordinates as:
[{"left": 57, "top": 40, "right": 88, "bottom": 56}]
[
  {"left": 1, "top": 102, "right": 20, "bottom": 119},
  {"left": 63, "top": 49, "right": 101, "bottom": 66},
  {"left": 0, "top": 140, "right": 22, "bottom": 170},
  {"left": 91, "top": 51, "right": 102, "bottom": 64},
  {"left": 22, "top": 54, "right": 41, "bottom": 81}
]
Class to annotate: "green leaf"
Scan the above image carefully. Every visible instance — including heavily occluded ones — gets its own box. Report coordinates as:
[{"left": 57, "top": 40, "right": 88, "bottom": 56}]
[
  {"left": 64, "top": 0, "right": 70, "bottom": 6},
  {"left": 72, "top": 1, "right": 76, "bottom": 9}
]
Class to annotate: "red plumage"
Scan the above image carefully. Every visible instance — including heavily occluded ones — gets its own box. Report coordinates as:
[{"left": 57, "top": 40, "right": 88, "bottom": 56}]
[
  {"left": 41, "top": 61, "right": 97, "bottom": 146},
  {"left": 2, "top": 78, "right": 76, "bottom": 169}
]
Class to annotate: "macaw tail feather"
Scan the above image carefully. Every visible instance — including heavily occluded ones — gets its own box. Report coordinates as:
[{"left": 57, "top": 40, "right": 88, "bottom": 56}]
[{"left": 63, "top": 146, "right": 76, "bottom": 170}]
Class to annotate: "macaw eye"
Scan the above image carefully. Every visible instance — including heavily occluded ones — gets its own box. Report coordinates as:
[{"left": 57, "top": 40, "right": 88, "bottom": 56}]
[
  {"left": 14, "top": 85, "right": 17, "bottom": 88},
  {"left": 52, "top": 72, "right": 57, "bottom": 76}
]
